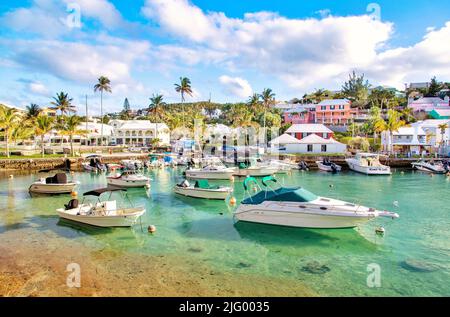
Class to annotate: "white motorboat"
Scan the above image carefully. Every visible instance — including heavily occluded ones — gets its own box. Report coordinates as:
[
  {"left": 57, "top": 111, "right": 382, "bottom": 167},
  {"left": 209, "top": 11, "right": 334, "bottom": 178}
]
[
  {"left": 107, "top": 170, "right": 150, "bottom": 188},
  {"left": 57, "top": 188, "right": 145, "bottom": 227},
  {"left": 411, "top": 160, "right": 446, "bottom": 174},
  {"left": 234, "top": 176, "right": 399, "bottom": 229},
  {"left": 233, "top": 159, "right": 279, "bottom": 177},
  {"left": 121, "top": 159, "right": 143, "bottom": 170},
  {"left": 174, "top": 179, "right": 233, "bottom": 200},
  {"left": 185, "top": 164, "right": 237, "bottom": 180},
  {"left": 263, "top": 159, "right": 297, "bottom": 173},
  {"left": 29, "top": 170, "right": 78, "bottom": 194},
  {"left": 345, "top": 153, "right": 391, "bottom": 175},
  {"left": 316, "top": 159, "right": 342, "bottom": 173}
]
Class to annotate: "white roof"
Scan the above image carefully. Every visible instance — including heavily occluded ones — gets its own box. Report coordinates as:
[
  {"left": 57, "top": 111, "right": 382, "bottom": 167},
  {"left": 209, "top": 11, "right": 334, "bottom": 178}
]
[
  {"left": 318, "top": 99, "right": 350, "bottom": 106},
  {"left": 114, "top": 120, "right": 169, "bottom": 131},
  {"left": 393, "top": 127, "right": 426, "bottom": 136},
  {"left": 417, "top": 119, "right": 450, "bottom": 128},
  {"left": 410, "top": 97, "right": 448, "bottom": 105},
  {"left": 286, "top": 124, "right": 333, "bottom": 134},
  {"left": 269, "top": 134, "right": 301, "bottom": 144},
  {"left": 298, "top": 134, "right": 343, "bottom": 144}
]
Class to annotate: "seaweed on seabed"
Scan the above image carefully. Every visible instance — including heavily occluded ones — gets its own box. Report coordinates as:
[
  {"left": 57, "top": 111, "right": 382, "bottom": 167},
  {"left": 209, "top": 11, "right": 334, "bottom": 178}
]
[{"left": 301, "top": 261, "right": 331, "bottom": 274}]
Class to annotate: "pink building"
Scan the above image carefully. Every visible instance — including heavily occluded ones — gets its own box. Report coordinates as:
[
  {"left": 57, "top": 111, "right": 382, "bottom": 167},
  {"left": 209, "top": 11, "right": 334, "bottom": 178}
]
[
  {"left": 283, "top": 105, "right": 316, "bottom": 124},
  {"left": 315, "top": 99, "right": 355, "bottom": 125}
]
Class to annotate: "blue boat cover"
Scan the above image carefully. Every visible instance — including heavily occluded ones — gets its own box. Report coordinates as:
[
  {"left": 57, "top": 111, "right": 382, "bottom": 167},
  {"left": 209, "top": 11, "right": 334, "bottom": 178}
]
[{"left": 242, "top": 187, "right": 318, "bottom": 205}]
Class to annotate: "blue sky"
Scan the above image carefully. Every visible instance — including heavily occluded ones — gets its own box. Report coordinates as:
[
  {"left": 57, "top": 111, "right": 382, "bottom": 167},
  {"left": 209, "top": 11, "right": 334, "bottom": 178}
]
[{"left": 1, "top": 0, "right": 450, "bottom": 114}]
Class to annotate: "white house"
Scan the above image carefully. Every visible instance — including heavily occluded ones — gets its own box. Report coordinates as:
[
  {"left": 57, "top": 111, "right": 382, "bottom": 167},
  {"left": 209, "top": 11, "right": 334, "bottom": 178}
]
[
  {"left": 270, "top": 133, "right": 347, "bottom": 154},
  {"left": 109, "top": 119, "right": 170, "bottom": 146},
  {"left": 44, "top": 122, "right": 114, "bottom": 145},
  {"left": 382, "top": 119, "right": 450, "bottom": 155}
]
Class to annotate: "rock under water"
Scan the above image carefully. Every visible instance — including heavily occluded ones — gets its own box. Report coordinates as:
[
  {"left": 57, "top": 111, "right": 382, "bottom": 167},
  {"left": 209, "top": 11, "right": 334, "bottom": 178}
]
[
  {"left": 400, "top": 259, "right": 438, "bottom": 273},
  {"left": 301, "top": 261, "right": 331, "bottom": 274}
]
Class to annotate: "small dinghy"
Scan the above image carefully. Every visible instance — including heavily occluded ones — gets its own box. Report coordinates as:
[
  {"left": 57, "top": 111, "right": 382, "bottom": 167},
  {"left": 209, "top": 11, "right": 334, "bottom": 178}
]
[
  {"left": 82, "top": 155, "right": 107, "bottom": 172},
  {"left": 29, "top": 169, "right": 77, "bottom": 194},
  {"left": 174, "top": 179, "right": 233, "bottom": 200},
  {"left": 107, "top": 170, "right": 150, "bottom": 188},
  {"left": 57, "top": 188, "right": 145, "bottom": 227},
  {"left": 316, "top": 158, "right": 342, "bottom": 173}
]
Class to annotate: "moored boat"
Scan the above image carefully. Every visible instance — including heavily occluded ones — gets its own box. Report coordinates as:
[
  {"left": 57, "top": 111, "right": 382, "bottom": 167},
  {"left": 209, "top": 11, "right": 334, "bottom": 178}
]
[
  {"left": 107, "top": 170, "right": 150, "bottom": 188},
  {"left": 411, "top": 160, "right": 446, "bottom": 174},
  {"left": 174, "top": 179, "right": 233, "bottom": 200},
  {"left": 57, "top": 188, "right": 145, "bottom": 227},
  {"left": 345, "top": 153, "right": 391, "bottom": 175},
  {"left": 316, "top": 159, "right": 342, "bottom": 173},
  {"left": 234, "top": 176, "right": 399, "bottom": 229},
  {"left": 29, "top": 170, "right": 78, "bottom": 194},
  {"left": 185, "top": 164, "right": 236, "bottom": 180}
]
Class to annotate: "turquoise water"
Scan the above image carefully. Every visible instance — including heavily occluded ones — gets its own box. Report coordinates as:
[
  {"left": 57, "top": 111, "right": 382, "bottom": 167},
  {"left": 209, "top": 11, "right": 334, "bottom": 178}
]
[{"left": 1, "top": 168, "right": 449, "bottom": 296}]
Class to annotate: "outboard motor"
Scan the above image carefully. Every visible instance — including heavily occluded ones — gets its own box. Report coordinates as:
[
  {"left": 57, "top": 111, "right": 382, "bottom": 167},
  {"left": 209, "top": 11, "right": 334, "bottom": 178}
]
[
  {"left": 331, "top": 163, "right": 338, "bottom": 173},
  {"left": 298, "top": 161, "right": 309, "bottom": 171}
]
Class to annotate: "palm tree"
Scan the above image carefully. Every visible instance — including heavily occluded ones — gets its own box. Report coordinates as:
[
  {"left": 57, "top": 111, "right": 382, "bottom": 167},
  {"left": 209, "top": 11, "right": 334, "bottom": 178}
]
[
  {"left": 259, "top": 88, "right": 276, "bottom": 131},
  {"left": 60, "top": 116, "right": 85, "bottom": 156},
  {"left": 11, "top": 123, "right": 34, "bottom": 146},
  {"left": 247, "top": 93, "right": 261, "bottom": 113},
  {"left": 438, "top": 123, "right": 448, "bottom": 154},
  {"left": 148, "top": 94, "right": 166, "bottom": 121},
  {"left": 374, "top": 109, "right": 406, "bottom": 153},
  {"left": 94, "top": 76, "right": 112, "bottom": 145},
  {"left": 26, "top": 104, "right": 42, "bottom": 120},
  {"left": 35, "top": 114, "right": 54, "bottom": 158},
  {"left": 174, "top": 77, "right": 193, "bottom": 127},
  {"left": 51, "top": 92, "right": 76, "bottom": 116},
  {"left": 0, "top": 105, "right": 21, "bottom": 157}
]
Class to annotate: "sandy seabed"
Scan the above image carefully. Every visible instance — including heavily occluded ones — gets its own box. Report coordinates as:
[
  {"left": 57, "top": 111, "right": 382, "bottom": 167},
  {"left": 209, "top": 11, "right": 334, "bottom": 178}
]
[{"left": 0, "top": 227, "right": 315, "bottom": 297}]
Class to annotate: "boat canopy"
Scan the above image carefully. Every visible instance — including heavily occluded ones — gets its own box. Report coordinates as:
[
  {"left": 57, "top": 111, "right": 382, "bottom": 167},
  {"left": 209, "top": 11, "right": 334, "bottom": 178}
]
[
  {"left": 242, "top": 187, "right": 318, "bottom": 205},
  {"left": 194, "top": 180, "right": 219, "bottom": 190},
  {"left": 83, "top": 187, "right": 127, "bottom": 197}
]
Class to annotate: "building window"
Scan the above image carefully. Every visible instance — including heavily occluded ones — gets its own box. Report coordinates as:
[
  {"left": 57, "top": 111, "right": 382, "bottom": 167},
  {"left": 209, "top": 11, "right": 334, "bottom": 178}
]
[
  {"left": 321, "top": 145, "right": 327, "bottom": 152},
  {"left": 321, "top": 106, "right": 326, "bottom": 110},
  {"left": 307, "top": 144, "right": 313, "bottom": 152},
  {"left": 330, "top": 105, "right": 335, "bottom": 110},
  {"left": 303, "top": 133, "right": 308, "bottom": 138},
  {"left": 323, "top": 133, "right": 328, "bottom": 138},
  {"left": 339, "top": 105, "right": 345, "bottom": 110}
]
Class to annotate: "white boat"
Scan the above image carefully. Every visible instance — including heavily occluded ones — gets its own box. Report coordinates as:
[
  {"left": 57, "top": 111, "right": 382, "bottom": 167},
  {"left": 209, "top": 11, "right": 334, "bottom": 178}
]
[
  {"left": 316, "top": 159, "right": 342, "bottom": 173},
  {"left": 233, "top": 159, "right": 279, "bottom": 177},
  {"left": 411, "top": 160, "right": 446, "bottom": 174},
  {"left": 345, "top": 153, "right": 391, "bottom": 175},
  {"left": 29, "top": 170, "right": 77, "bottom": 194},
  {"left": 57, "top": 188, "right": 145, "bottom": 227},
  {"left": 82, "top": 155, "right": 107, "bottom": 172},
  {"left": 121, "top": 159, "right": 143, "bottom": 170},
  {"left": 174, "top": 179, "right": 233, "bottom": 200},
  {"left": 264, "top": 159, "right": 297, "bottom": 173},
  {"left": 234, "top": 176, "right": 399, "bottom": 229},
  {"left": 107, "top": 170, "right": 150, "bottom": 188},
  {"left": 185, "top": 164, "right": 237, "bottom": 180}
]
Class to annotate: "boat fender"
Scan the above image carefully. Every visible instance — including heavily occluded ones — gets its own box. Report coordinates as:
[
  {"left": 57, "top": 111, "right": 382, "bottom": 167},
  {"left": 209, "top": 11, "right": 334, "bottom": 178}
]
[
  {"left": 229, "top": 197, "right": 237, "bottom": 206},
  {"left": 229, "top": 175, "right": 235, "bottom": 182},
  {"left": 375, "top": 227, "right": 385, "bottom": 236},
  {"left": 148, "top": 225, "right": 156, "bottom": 234},
  {"left": 393, "top": 201, "right": 399, "bottom": 207},
  {"left": 71, "top": 191, "right": 78, "bottom": 198},
  {"left": 329, "top": 184, "right": 334, "bottom": 188},
  {"left": 8, "top": 175, "right": 14, "bottom": 179}
]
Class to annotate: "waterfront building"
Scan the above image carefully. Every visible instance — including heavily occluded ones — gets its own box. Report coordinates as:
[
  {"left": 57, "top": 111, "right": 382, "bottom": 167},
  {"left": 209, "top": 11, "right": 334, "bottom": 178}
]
[
  {"left": 109, "top": 120, "right": 170, "bottom": 146},
  {"left": 282, "top": 104, "right": 316, "bottom": 124},
  {"left": 270, "top": 133, "right": 346, "bottom": 154}
]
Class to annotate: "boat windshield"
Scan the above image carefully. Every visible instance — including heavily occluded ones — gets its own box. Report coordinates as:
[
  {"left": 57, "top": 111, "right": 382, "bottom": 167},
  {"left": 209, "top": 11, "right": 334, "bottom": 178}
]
[{"left": 242, "top": 187, "right": 318, "bottom": 205}]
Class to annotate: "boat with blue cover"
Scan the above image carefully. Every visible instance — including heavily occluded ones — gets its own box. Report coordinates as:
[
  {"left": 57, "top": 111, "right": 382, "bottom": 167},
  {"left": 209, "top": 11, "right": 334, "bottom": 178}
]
[{"left": 234, "top": 176, "right": 399, "bottom": 229}]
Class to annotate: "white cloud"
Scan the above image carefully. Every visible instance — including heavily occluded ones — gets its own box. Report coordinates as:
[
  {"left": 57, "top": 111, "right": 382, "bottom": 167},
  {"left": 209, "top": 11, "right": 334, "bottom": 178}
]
[
  {"left": 219, "top": 75, "right": 253, "bottom": 98},
  {"left": 29, "top": 81, "right": 50, "bottom": 96}
]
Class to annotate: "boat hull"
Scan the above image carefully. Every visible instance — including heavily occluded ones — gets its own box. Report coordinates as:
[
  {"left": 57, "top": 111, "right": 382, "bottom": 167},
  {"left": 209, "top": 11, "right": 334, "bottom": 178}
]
[
  {"left": 29, "top": 183, "right": 77, "bottom": 194},
  {"left": 174, "top": 186, "right": 231, "bottom": 200},
  {"left": 107, "top": 178, "right": 150, "bottom": 188},
  {"left": 345, "top": 159, "right": 391, "bottom": 175},
  {"left": 233, "top": 167, "right": 279, "bottom": 177},
  {"left": 412, "top": 163, "right": 445, "bottom": 174},
  {"left": 316, "top": 161, "right": 342, "bottom": 172},
  {"left": 57, "top": 209, "right": 145, "bottom": 227}
]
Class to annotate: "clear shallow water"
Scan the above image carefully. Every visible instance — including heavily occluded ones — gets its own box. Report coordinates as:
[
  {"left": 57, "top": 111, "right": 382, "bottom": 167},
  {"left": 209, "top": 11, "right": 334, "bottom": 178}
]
[{"left": 0, "top": 168, "right": 449, "bottom": 296}]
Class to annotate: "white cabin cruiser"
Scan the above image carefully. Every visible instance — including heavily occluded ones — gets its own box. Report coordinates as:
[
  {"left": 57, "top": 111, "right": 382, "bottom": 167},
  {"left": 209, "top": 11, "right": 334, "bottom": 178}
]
[
  {"left": 57, "top": 188, "right": 145, "bottom": 227},
  {"left": 233, "top": 159, "right": 280, "bottom": 177},
  {"left": 411, "top": 160, "right": 447, "bottom": 174},
  {"left": 174, "top": 179, "right": 233, "bottom": 200},
  {"left": 107, "top": 170, "right": 150, "bottom": 188},
  {"left": 234, "top": 176, "right": 399, "bottom": 229},
  {"left": 345, "top": 153, "right": 391, "bottom": 175},
  {"left": 29, "top": 170, "right": 78, "bottom": 194},
  {"left": 316, "top": 159, "right": 342, "bottom": 173},
  {"left": 185, "top": 164, "right": 237, "bottom": 180},
  {"left": 121, "top": 159, "right": 143, "bottom": 170}
]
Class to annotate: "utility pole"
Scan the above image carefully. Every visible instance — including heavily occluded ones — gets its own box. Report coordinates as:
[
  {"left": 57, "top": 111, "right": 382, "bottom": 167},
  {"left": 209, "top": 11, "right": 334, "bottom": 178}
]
[{"left": 85, "top": 94, "right": 88, "bottom": 146}]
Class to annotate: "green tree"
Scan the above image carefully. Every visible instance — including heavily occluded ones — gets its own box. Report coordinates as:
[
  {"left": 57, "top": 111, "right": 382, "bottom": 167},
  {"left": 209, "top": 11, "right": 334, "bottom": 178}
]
[
  {"left": 50, "top": 92, "right": 76, "bottom": 115},
  {"left": 369, "top": 88, "right": 396, "bottom": 111},
  {"left": 35, "top": 114, "right": 54, "bottom": 158},
  {"left": 260, "top": 88, "right": 276, "bottom": 131},
  {"left": 247, "top": 93, "right": 262, "bottom": 113},
  {"left": 341, "top": 71, "right": 371, "bottom": 108},
  {"left": 123, "top": 98, "right": 131, "bottom": 112},
  {"left": 0, "top": 105, "right": 21, "bottom": 157},
  {"left": 374, "top": 109, "right": 406, "bottom": 153},
  {"left": 148, "top": 94, "right": 166, "bottom": 121},
  {"left": 25, "top": 103, "right": 42, "bottom": 120},
  {"left": 94, "top": 76, "right": 112, "bottom": 145},
  {"left": 60, "top": 115, "right": 85, "bottom": 156},
  {"left": 174, "top": 77, "right": 193, "bottom": 127},
  {"left": 426, "top": 77, "right": 443, "bottom": 97}
]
